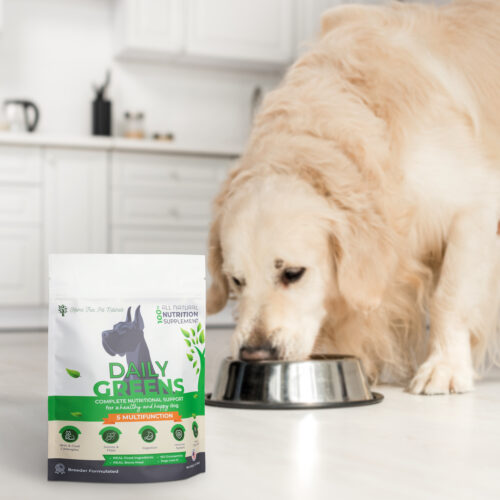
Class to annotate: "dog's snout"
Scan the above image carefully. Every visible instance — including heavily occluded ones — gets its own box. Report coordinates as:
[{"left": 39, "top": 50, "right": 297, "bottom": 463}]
[{"left": 239, "top": 342, "right": 278, "bottom": 362}]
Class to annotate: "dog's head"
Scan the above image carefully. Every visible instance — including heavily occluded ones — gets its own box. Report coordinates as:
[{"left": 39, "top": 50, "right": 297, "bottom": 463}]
[
  {"left": 207, "top": 135, "right": 398, "bottom": 362},
  {"left": 102, "top": 306, "right": 145, "bottom": 356}
]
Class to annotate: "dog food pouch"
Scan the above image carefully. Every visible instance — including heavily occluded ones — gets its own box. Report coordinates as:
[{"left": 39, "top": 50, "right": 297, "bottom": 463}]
[{"left": 48, "top": 254, "right": 206, "bottom": 482}]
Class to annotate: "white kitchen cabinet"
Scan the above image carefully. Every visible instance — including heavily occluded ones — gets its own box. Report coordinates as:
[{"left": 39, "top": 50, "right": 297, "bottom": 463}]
[
  {"left": 0, "top": 136, "right": 237, "bottom": 328},
  {"left": 113, "top": 0, "right": 183, "bottom": 57},
  {"left": 44, "top": 148, "right": 108, "bottom": 256},
  {"left": 0, "top": 145, "right": 42, "bottom": 305},
  {"left": 43, "top": 148, "right": 108, "bottom": 302},
  {"left": 111, "top": 152, "right": 229, "bottom": 194},
  {"left": 111, "top": 150, "right": 230, "bottom": 253},
  {"left": 43, "top": 149, "right": 109, "bottom": 301},
  {"left": 185, "top": 0, "right": 293, "bottom": 66},
  {"left": 0, "top": 226, "right": 41, "bottom": 305},
  {"left": 113, "top": 0, "right": 294, "bottom": 68},
  {"left": 0, "top": 145, "right": 41, "bottom": 183}
]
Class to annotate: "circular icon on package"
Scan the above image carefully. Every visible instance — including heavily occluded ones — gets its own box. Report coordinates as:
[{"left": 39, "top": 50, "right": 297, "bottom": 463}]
[
  {"left": 171, "top": 424, "right": 186, "bottom": 442},
  {"left": 59, "top": 425, "right": 81, "bottom": 443},
  {"left": 99, "top": 426, "right": 122, "bottom": 444},
  {"left": 139, "top": 425, "right": 157, "bottom": 443},
  {"left": 192, "top": 421, "right": 199, "bottom": 438},
  {"left": 54, "top": 463, "right": 66, "bottom": 475}
]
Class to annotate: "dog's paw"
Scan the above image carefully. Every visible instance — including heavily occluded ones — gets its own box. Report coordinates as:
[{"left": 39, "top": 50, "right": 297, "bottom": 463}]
[{"left": 408, "top": 357, "right": 474, "bottom": 395}]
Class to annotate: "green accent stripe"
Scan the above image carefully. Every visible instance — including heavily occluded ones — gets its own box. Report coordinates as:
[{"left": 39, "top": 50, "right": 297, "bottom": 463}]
[
  {"left": 48, "top": 392, "right": 204, "bottom": 422},
  {"left": 103, "top": 452, "right": 186, "bottom": 467}
]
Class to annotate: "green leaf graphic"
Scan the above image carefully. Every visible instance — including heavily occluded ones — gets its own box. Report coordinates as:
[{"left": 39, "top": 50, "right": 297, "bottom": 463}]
[
  {"left": 191, "top": 349, "right": 194, "bottom": 353},
  {"left": 184, "top": 339, "right": 191, "bottom": 347},
  {"left": 187, "top": 353, "right": 193, "bottom": 361},
  {"left": 196, "top": 368, "right": 200, "bottom": 374},
  {"left": 197, "top": 323, "right": 201, "bottom": 332},
  {"left": 199, "top": 330, "right": 205, "bottom": 344},
  {"left": 191, "top": 329, "right": 196, "bottom": 337},
  {"left": 193, "top": 361, "right": 197, "bottom": 368},
  {"left": 181, "top": 328, "right": 190, "bottom": 338},
  {"left": 66, "top": 368, "right": 80, "bottom": 378},
  {"left": 70, "top": 412, "right": 83, "bottom": 417},
  {"left": 193, "top": 394, "right": 198, "bottom": 399}
]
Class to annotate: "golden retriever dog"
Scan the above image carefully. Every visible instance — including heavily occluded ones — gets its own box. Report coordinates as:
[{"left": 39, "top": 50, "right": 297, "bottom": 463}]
[{"left": 207, "top": 0, "right": 500, "bottom": 394}]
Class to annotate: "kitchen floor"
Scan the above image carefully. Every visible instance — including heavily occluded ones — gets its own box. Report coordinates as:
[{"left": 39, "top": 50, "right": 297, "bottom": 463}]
[{"left": 1, "top": 330, "right": 499, "bottom": 500}]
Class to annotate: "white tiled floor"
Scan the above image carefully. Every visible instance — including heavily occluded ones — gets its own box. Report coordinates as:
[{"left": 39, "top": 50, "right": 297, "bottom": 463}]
[{"left": 1, "top": 330, "right": 499, "bottom": 499}]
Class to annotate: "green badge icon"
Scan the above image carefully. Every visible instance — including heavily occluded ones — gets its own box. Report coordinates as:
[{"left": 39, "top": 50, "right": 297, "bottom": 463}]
[
  {"left": 99, "top": 426, "right": 122, "bottom": 444},
  {"left": 59, "top": 425, "right": 81, "bottom": 443},
  {"left": 171, "top": 424, "right": 185, "bottom": 442},
  {"left": 139, "top": 425, "right": 157, "bottom": 443},
  {"left": 192, "top": 421, "right": 199, "bottom": 438}
]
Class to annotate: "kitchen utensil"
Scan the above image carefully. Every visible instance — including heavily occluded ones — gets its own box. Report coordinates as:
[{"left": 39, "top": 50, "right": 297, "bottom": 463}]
[
  {"left": 92, "top": 70, "right": 112, "bottom": 136},
  {"left": 4, "top": 99, "right": 40, "bottom": 132},
  {"left": 207, "top": 355, "right": 383, "bottom": 409}
]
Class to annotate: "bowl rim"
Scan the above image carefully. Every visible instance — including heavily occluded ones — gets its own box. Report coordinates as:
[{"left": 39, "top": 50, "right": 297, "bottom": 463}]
[
  {"left": 221, "top": 354, "right": 358, "bottom": 367},
  {"left": 205, "top": 392, "right": 384, "bottom": 410}
]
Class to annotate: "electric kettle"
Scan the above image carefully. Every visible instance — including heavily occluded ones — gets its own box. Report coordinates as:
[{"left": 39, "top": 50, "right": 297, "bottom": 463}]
[{"left": 3, "top": 100, "right": 40, "bottom": 132}]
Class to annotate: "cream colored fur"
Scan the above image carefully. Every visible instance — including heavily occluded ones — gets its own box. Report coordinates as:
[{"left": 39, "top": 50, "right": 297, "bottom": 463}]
[{"left": 207, "top": 0, "right": 500, "bottom": 394}]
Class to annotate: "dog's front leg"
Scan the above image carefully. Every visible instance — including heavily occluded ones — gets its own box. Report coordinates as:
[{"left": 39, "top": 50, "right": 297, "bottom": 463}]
[{"left": 409, "top": 210, "right": 498, "bottom": 395}]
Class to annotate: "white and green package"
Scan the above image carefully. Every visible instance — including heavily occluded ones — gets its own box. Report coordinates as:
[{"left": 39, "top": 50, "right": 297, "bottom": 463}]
[{"left": 48, "top": 254, "right": 206, "bottom": 482}]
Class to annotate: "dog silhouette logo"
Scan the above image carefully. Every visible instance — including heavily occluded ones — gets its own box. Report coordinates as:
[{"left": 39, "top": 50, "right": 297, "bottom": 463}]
[
  {"left": 101, "top": 306, "right": 156, "bottom": 383},
  {"left": 54, "top": 463, "right": 65, "bottom": 475}
]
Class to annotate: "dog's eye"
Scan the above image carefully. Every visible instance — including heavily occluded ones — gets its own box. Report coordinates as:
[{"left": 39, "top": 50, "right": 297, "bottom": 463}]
[
  {"left": 232, "top": 276, "right": 243, "bottom": 287},
  {"left": 282, "top": 267, "right": 306, "bottom": 285}
]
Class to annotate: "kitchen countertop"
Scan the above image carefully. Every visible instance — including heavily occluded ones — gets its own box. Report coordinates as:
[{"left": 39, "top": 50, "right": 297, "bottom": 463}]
[
  {"left": 1, "top": 331, "right": 499, "bottom": 500},
  {"left": 0, "top": 132, "right": 241, "bottom": 157}
]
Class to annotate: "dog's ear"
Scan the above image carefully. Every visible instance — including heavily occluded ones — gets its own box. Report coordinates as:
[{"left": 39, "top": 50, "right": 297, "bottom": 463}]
[
  {"left": 321, "top": 4, "right": 378, "bottom": 38},
  {"left": 125, "top": 306, "right": 131, "bottom": 322},
  {"left": 133, "top": 305, "right": 144, "bottom": 330},
  {"left": 334, "top": 212, "right": 398, "bottom": 313},
  {"left": 207, "top": 215, "right": 229, "bottom": 314}
]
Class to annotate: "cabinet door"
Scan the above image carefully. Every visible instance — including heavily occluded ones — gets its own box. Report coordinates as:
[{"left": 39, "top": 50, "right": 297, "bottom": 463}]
[
  {"left": 0, "top": 226, "right": 41, "bottom": 305},
  {"left": 0, "top": 145, "right": 42, "bottom": 306},
  {"left": 44, "top": 149, "right": 108, "bottom": 255},
  {"left": 186, "top": 0, "right": 293, "bottom": 65},
  {"left": 115, "top": 0, "right": 183, "bottom": 55}
]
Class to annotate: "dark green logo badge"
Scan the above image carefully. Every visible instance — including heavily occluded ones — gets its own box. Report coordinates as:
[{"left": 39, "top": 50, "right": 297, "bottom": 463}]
[
  {"left": 139, "top": 425, "right": 157, "bottom": 443},
  {"left": 99, "top": 426, "right": 121, "bottom": 444},
  {"left": 192, "top": 421, "right": 199, "bottom": 438},
  {"left": 58, "top": 304, "right": 68, "bottom": 317},
  {"left": 59, "top": 425, "right": 81, "bottom": 443},
  {"left": 171, "top": 424, "right": 185, "bottom": 442}
]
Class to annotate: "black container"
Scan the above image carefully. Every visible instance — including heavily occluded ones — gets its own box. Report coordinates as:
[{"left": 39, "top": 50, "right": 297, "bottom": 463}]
[{"left": 92, "top": 98, "right": 112, "bottom": 136}]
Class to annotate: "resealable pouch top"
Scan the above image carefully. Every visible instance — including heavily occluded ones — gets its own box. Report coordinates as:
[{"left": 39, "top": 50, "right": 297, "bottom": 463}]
[{"left": 48, "top": 254, "right": 206, "bottom": 483}]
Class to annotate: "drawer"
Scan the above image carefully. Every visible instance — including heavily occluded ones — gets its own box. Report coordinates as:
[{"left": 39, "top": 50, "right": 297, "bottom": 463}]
[
  {"left": 112, "top": 190, "right": 212, "bottom": 228},
  {"left": 112, "top": 227, "right": 208, "bottom": 255},
  {"left": 112, "top": 152, "right": 231, "bottom": 193},
  {"left": 0, "top": 145, "right": 41, "bottom": 183},
  {"left": 0, "top": 186, "right": 41, "bottom": 224}
]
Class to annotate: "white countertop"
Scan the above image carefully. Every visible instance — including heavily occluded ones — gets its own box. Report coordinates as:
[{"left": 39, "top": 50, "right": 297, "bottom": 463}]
[
  {"left": 1, "top": 331, "right": 499, "bottom": 500},
  {"left": 0, "top": 132, "right": 241, "bottom": 157}
]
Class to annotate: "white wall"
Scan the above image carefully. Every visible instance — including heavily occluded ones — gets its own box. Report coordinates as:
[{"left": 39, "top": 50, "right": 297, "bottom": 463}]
[
  {"left": 0, "top": 0, "right": 113, "bottom": 137},
  {"left": 0, "top": 0, "right": 281, "bottom": 149}
]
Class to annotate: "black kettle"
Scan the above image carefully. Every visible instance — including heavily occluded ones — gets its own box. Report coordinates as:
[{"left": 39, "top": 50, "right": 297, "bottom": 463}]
[{"left": 4, "top": 99, "right": 40, "bottom": 132}]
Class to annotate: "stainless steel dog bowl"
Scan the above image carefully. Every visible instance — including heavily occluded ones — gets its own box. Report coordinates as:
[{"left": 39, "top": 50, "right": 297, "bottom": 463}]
[{"left": 206, "top": 355, "right": 383, "bottom": 409}]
